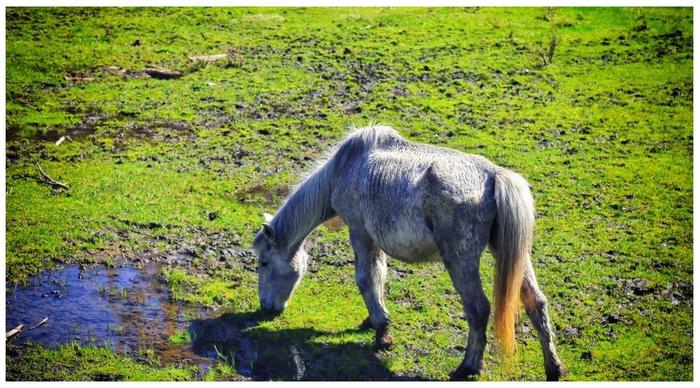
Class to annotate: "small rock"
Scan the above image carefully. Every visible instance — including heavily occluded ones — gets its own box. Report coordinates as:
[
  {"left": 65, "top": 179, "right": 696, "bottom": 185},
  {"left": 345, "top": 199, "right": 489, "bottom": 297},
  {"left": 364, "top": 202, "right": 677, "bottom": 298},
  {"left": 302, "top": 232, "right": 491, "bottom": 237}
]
[
  {"left": 602, "top": 312, "right": 621, "bottom": 325},
  {"left": 132, "top": 39, "right": 141, "bottom": 46},
  {"left": 581, "top": 351, "right": 593, "bottom": 361},
  {"left": 561, "top": 327, "right": 580, "bottom": 338},
  {"left": 220, "top": 249, "right": 234, "bottom": 261},
  {"left": 344, "top": 104, "right": 362, "bottom": 114},
  {"left": 671, "top": 295, "right": 681, "bottom": 306},
  {"left": 605, "top": 328, "right": 617, "bottom": 339},
  {"left": 629, "top": 278, "right": 654, "bottom": 296},
  {"left": 208, "top": 211, "right": 219, "bottom": 221}
]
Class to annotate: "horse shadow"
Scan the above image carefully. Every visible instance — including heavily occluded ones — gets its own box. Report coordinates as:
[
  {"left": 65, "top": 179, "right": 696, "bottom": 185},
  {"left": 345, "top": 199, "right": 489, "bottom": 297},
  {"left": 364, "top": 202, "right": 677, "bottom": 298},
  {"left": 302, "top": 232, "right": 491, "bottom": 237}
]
[{"left": 188, "top": 310, "right": 428, "bottom": 381}]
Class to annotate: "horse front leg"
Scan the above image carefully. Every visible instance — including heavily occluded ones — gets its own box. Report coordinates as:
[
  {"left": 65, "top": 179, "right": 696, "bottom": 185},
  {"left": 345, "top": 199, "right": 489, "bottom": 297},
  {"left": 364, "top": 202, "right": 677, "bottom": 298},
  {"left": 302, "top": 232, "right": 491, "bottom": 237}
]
[{"left": 350, "top": 229, "right": 392, "bottom": 350}]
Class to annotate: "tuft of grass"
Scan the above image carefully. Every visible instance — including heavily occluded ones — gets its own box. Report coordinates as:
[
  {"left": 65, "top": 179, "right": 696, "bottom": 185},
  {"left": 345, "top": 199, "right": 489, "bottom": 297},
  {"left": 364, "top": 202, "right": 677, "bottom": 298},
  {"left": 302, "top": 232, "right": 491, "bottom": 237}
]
[{"left": 168, "top": 330, "right": 192, "bottom": 345}]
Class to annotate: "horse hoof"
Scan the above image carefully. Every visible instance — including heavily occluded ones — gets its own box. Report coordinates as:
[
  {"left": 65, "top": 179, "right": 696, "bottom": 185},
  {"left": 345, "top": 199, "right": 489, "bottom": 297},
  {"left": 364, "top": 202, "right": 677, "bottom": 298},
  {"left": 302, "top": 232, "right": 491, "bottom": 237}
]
[
  {"left": 358, "top": 317, "right": 373, "bottom": 332},
  {"left": 374, "top": 332, "right": 393, "bottom": 351},
  {"left": 449, "top": 364, "right": 480, "bottom": 381},
  {"left": 546, "top": 365, "right": 564, "bottom": 381}
]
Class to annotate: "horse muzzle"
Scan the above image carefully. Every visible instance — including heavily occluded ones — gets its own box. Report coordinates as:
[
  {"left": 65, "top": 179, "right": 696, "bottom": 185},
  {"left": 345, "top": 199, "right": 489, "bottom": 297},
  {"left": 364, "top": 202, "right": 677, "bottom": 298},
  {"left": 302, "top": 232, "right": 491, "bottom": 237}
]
[{"left": 259, "top": 299, "right": 285, "bottom": 315}]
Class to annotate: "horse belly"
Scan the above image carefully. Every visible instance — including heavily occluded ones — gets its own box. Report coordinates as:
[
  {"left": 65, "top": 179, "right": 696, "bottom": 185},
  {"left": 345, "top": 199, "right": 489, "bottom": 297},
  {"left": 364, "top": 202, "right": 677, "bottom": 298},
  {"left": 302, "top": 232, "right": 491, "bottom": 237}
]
[{"left": 374, "top": 212, "right": 440, "bottom": 263}]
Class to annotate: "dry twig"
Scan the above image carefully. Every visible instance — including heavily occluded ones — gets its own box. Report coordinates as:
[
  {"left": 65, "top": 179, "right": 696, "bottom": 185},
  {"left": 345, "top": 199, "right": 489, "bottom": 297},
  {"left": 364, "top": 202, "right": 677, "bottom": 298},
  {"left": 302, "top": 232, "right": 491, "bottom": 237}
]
[
  {"left": 37, "top": 164, "right": 71, "bottom": 190},
  {"left": 6, "top": 324, "right": 23, "bottom": 339},
  {"left": 31, "top": 317, "right": 49, "bottom": 330}
]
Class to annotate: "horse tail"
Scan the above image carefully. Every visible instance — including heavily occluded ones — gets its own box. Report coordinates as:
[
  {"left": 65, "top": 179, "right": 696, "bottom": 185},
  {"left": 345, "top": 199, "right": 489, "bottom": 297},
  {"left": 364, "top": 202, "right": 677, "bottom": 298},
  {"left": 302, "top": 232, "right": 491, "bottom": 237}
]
[{"left": 490, "top": 168, "right": 534, "bottom": 357}]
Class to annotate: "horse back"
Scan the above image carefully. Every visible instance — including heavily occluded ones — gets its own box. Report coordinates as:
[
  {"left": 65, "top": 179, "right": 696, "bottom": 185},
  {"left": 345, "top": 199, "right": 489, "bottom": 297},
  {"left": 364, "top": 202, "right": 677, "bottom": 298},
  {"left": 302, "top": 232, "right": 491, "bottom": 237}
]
[{"left": 331, "top": 142, "right": 497, "bottom": 262}]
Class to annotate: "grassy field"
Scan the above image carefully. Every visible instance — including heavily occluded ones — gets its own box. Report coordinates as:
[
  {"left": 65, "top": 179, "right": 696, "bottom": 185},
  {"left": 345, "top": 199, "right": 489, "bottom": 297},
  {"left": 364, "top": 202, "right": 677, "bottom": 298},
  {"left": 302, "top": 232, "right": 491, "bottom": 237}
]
[{"left": 5, "top": 7, "right": 693, "bottom": 381}]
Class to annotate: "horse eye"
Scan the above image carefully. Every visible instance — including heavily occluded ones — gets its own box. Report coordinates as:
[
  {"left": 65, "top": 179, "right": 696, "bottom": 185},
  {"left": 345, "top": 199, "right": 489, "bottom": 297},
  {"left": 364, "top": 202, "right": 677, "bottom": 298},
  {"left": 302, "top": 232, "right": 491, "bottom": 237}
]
[{"left": 260, "top": 261, "right": 269, "bottom": 268}]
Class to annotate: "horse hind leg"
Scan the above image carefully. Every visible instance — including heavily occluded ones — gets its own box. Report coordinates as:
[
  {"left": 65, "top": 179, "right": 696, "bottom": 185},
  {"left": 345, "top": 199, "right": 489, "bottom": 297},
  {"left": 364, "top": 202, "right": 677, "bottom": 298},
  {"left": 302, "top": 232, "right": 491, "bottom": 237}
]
[
  {"left": 440, "top": 243, "right": 490, "bottom": 380},
  {"left": 349, "top": 228, "right": 393, "bottom": 350},
  {"left": 521, "top": 256, "right": 564, "bottom": 381}
]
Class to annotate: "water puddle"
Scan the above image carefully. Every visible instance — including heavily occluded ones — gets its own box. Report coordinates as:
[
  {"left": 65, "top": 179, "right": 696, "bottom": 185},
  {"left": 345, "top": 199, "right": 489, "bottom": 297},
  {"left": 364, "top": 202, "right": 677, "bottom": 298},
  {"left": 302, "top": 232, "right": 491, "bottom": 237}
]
[
  {"left": 6, "top": 262, "right": 397, "bottom": 380},
  {"left": 6, "top": 263, "right": 214, "bottom": 368}
]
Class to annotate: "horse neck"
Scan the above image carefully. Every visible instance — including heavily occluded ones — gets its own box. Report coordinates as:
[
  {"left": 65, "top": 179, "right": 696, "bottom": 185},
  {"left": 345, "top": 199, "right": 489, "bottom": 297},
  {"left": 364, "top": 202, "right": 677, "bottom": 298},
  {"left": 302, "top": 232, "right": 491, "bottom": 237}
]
[{"left": 271, "top": 161, "right": 336, "bottom": 250}]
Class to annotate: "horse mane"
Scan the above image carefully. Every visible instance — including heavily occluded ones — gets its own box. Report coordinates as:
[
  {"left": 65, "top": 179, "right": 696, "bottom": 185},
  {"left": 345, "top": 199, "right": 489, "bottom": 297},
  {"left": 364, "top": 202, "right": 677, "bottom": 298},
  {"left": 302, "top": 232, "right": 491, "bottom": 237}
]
[{"left": 270, "top": 124, "right": 404, "bottom": 249}]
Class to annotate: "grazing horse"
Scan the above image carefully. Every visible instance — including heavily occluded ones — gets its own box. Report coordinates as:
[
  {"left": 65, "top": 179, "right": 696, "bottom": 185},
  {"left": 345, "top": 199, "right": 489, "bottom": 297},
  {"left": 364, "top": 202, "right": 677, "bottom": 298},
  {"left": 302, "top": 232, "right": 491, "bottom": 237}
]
[{"left": 252, "top": 125, "right": 563, "bottom": 380}]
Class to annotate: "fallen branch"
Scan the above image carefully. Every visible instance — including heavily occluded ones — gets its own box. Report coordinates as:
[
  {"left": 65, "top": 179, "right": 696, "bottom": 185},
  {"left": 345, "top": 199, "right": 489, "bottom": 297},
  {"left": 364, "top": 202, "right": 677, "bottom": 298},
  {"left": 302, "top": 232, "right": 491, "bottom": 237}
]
[
  {"left": 31, "top": 317, "right": 48, "bottom": 330},
  {"left": 6, "top": 324, "right": 23, "bottom": 339},
  {"left": 142, "top": 67, "right": 183, "bottom": 80},
  {"left": 189, "top": 53, "right": 227, "bottom": 62},
  {"left": 37, "top": 164, "right": 71, "bottom": 190},
  {"left": 103, "top": 65, "right": 127, "bottom": 75},
  {"left": 103, "top": 65, "right": 183, "bottom": 80}
]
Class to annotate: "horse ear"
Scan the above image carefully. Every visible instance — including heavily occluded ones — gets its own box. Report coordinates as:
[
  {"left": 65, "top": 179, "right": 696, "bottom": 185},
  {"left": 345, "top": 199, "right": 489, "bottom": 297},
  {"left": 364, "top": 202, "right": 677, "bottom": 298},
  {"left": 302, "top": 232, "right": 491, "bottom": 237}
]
[{"left": 262, "top": 223, "right": 275, "bottom": 243}]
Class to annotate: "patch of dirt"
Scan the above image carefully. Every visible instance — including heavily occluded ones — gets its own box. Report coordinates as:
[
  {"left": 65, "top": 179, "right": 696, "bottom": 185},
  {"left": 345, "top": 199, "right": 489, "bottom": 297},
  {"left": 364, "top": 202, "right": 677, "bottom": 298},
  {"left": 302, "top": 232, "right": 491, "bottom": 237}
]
[
  {"left": 659, "top": 281, "right": 692, "bottom": 306},
  {"left": 306, "top": 237, "right": 353, "bottom": 272},
  {"left": 567, "top": 28, "right": 692, "bottom": 67},
  {"left": 6, "top": 111, "right": 107, "bottom": 144},
  {"left": 393, "top": 288, "right": 424, "bottom": 312},
  {"left": 76, "top": 220, "right": 256, "bottom": 276},
  {"left": 235, "top": 183, "right": 290, "bottom": 205},
  {"left": 200, "top": 108, "right": 234, "bottom": 130},
  {"left": 322, "top": 217, "right": 346, "bottom": 232},
  {"left": 558, "top": 326, "right": 582, "bottom": 344},
  {"left": 121, "top": 120, "right": 194, "bottom": 143},
  {"left": 304, "top": 58, "right": 395, "bottom": 114}
]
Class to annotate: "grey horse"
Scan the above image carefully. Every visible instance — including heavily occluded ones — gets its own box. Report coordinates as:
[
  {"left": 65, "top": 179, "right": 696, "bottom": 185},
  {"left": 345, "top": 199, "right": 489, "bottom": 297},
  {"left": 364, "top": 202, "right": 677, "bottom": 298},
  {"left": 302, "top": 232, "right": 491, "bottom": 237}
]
[{"left": 253, "top": 125, "right": 563, "bottom": 380}]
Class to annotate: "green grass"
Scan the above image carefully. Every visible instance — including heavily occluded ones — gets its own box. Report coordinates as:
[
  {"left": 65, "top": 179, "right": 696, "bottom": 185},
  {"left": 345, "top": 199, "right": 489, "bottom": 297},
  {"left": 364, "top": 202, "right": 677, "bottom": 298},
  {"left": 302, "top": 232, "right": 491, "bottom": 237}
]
[
  {"left": 5, "top": 7, "right": 692, "bottom": 381},
  {"left": 6, "top": 343, "right": 197, "bottom": 381},
  {"left": 168, "top": 330, "right": 191, "bottom": 345}
]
